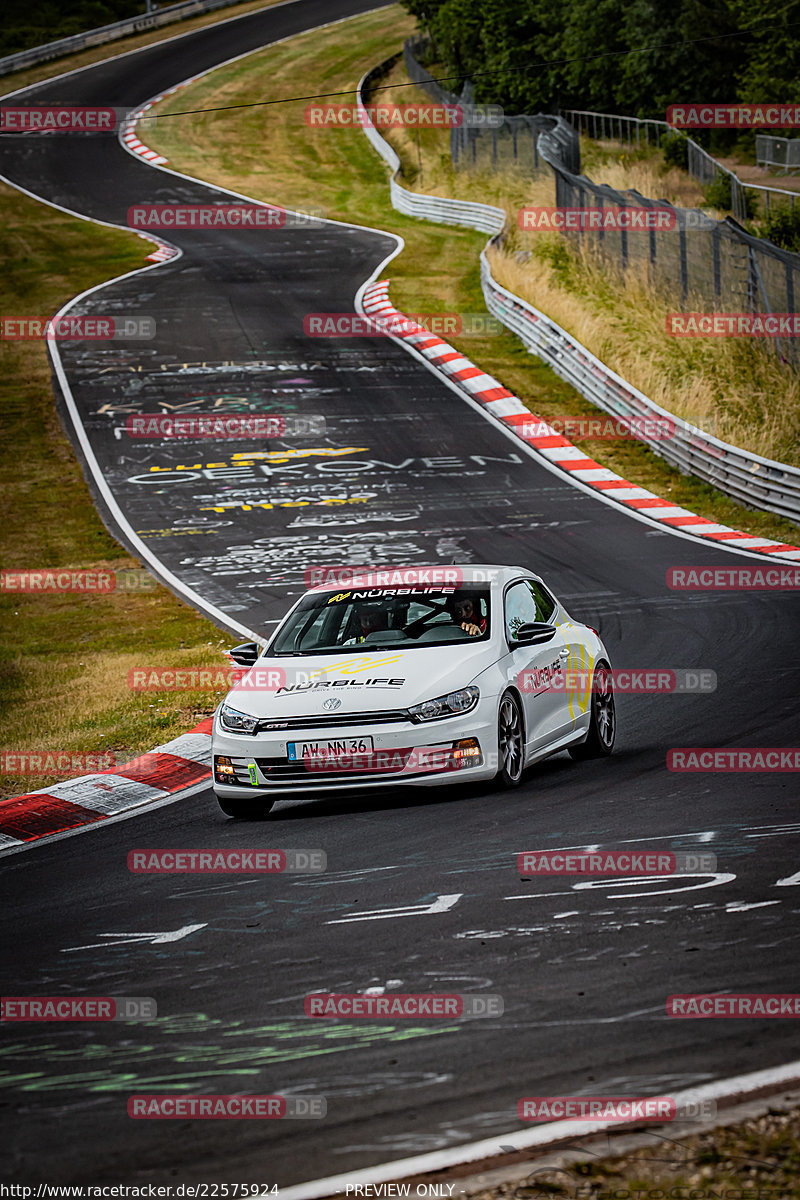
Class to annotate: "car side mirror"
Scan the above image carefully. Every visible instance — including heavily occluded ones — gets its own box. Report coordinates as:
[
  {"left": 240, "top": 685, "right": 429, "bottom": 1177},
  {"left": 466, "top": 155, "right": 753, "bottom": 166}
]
[
  {"left": 514, "top": 622, "right": 557, "bottom": 645},
  {"left": 228, "top": 641, "right": 261, "bottom": 667}
]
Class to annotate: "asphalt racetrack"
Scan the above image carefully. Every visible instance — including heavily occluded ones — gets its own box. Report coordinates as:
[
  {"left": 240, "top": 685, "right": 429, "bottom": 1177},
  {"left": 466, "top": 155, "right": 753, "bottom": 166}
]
[{"left": 1, "top": 0, "right": 800, "bottom": 1186}]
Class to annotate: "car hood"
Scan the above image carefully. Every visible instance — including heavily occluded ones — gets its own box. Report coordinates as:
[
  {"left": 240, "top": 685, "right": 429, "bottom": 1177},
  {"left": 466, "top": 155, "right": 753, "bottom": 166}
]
[{"left": 225, "top": 644, "right": 495, "bottom": 717}]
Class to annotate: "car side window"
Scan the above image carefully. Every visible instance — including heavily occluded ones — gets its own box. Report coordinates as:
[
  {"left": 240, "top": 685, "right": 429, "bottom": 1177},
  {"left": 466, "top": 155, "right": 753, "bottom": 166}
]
[
  {"left": 504, "top": 582, "right": 540, "bottom": 642},
  {"left": 528, "top": 580, "right": 556, "bottom": 623}
]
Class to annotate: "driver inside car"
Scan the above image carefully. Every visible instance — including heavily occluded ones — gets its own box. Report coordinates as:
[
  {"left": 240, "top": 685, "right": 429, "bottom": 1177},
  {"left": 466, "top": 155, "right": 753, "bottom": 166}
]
[
  {"left": 345, "top": 604, "right": 391, "bottom": 644},
  {"left": 449, "top": 593, "right": 487, "bottom": 636}
]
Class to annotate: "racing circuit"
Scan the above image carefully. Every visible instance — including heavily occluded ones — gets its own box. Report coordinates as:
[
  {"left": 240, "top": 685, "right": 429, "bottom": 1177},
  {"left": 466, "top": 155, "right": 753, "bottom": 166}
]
[{"left": 1, "top": 0, "right": 800, "bottom": 1189}]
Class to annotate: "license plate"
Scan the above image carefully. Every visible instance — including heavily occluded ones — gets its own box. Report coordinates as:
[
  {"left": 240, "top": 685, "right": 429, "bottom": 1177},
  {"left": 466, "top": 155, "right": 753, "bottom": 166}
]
[{"left": 288, "top": 736, "right": 374, "bottom": 761}]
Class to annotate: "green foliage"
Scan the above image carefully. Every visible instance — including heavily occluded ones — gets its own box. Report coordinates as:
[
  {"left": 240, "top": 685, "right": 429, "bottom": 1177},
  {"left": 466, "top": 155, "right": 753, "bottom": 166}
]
[
  {"left": 400, "top": 0, "right": 800, "bottom": 117},
  {"left": 704, "top": 170, "right": 733, "bottom": 209},
  {"left": 704, "top": 170, "right": 758, "bottom": 218},
  {"left": 662, "top": 131, "right": 689, "bottom": 169},
  {"left": 763, "top": 203, "right": 800, "bottom": 252}
]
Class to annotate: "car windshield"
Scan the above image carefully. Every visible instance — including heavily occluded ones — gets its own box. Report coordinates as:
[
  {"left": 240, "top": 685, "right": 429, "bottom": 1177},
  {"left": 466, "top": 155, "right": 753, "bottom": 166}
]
[{"left": 270, "top": 586, "right": 491, "bottom": 655}]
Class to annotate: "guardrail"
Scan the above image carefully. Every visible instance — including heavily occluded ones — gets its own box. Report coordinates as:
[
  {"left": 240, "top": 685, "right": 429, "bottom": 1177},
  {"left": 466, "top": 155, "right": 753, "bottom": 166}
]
[
  {"left": 357, "top": 60, "right": 800, "bottom": 526},
  {"left": 480, "top": 263, "right": 800, "bottom": 522},
  {"left": 0, "top": 0, "right": 247, "bottom": 77},
  {"left": 563, "top": 108, "right": 799, "bottom": 219},
  {"left": 358, "top": 62, "right": 506, "bottom": 234}
]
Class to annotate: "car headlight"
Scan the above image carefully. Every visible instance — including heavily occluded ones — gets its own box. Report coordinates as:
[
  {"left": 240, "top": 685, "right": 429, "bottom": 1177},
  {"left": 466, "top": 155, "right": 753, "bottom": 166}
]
[
  {"left": 219, "top": 703, "right": 259, "bottom": 735},
  {"left": 409, "top": 686, "right": 479, "bottom": 722}
]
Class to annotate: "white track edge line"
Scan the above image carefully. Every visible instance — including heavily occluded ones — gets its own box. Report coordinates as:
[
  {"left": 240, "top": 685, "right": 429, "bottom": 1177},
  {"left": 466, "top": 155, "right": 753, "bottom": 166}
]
[
  {"left": 276, "top": 1059, "right": 800, "bottom": 1199},
  {"left": 354, "top": 286, "right": 800, "bottom": 562}
]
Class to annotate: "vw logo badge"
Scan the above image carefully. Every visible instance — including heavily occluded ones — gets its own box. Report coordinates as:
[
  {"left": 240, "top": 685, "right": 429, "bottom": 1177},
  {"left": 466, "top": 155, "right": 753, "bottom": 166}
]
[{"left": 323, "top": 697, "right": 342, "bottom": 711}]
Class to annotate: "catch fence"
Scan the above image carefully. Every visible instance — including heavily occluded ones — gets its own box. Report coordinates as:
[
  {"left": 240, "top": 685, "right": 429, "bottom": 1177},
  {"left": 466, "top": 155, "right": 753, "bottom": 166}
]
[{"left": 403, "top": 39, "right": 800, "bottom": 363}]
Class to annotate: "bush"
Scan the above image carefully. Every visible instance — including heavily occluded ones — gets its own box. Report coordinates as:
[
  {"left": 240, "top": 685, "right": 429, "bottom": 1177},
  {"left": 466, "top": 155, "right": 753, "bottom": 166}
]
[
  {"left": 763, "top": 205, "right": 800, "bottom": 252},
  {"left": 704, "top": 171, "right": 758, "bottom": 219},
  {"left": 662, "top": 132, "right": 689, "bottom": 170}
]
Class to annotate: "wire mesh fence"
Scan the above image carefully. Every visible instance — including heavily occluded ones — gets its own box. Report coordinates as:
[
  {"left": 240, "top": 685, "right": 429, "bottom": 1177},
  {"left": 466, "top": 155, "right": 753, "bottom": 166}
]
[
  {"left": 403, "top": 38, "right": 800, "bottom": 365},
  {"left": 756, "top": 135, "right": 800, "bottom": 175},
  {"left": 403, "top": 36, "right": 580, "bottom": 176}
]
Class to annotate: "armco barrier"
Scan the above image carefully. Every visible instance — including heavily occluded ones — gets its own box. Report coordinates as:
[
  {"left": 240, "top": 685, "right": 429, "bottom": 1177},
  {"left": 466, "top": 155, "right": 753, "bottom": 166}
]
[
  {"left": 0, "top": 0, "right": 247, "bottom": 77},
  {"left": 357, "top": 61, "right": 800, "bottom": 527}
]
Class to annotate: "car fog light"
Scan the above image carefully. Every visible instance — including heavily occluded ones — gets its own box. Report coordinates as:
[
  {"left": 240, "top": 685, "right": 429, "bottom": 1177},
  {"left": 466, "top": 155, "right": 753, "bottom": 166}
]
[
  {"left": 215, "top": 755, "right": 236, "bottom": 783},
  {"left": 452, "top": 738, "right": 482, "bottom": 768}
]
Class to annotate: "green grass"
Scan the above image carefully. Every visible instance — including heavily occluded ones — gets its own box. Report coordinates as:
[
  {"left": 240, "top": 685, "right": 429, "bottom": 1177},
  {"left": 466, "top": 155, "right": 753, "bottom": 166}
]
[{"left": 0, "top": 182, "right": 234, "bottom": 799}]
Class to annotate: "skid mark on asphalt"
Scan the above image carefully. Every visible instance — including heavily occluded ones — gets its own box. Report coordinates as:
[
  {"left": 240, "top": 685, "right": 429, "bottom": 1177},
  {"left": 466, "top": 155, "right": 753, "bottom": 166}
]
[{"left": 0, "top": 1016, "right": 461, "bottom": 1098}]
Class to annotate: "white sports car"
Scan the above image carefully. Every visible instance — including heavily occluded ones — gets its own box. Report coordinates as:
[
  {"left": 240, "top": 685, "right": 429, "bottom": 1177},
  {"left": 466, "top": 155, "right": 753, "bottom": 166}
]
[{"left": 212, "top": 565, "right": 615, "bottom": 817}]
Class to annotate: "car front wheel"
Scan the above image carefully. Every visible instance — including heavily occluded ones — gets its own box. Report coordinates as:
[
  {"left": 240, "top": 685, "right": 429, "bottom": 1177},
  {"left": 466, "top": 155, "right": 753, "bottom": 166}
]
[
  {"left": 495, "top": 692, "right": 525, "bottom": 787},
  {"left": 568, "top": 661, "right": 616, "bottom": 759}
]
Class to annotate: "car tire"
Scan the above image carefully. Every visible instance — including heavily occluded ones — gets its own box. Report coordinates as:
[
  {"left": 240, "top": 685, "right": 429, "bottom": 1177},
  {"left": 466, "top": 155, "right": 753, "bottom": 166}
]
[
  {"left": 216, "top": 796, "right": 275, "bottom": 819},
  {"left": 568, "top": 661, "right": 615, "bottom": 760},
  {"left": 495, "top": 691, "right": 525, "bottom": 788}
]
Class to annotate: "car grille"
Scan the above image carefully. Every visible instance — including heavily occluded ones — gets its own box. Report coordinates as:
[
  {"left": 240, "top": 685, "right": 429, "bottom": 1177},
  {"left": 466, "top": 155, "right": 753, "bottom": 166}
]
[
  {"left": 255, "top": 750, "right": 415, "bottom": 784},
  {"left": 253, "top": 709, "right": 410, "bottom": 733}
]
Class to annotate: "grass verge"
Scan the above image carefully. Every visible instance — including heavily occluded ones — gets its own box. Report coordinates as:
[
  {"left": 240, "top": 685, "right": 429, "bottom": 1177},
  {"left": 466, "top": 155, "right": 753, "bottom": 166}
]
[
  {"left": 144, "top": 8, "right": 800, "bottom": 545},
  {"left": 0, "top": 182, "right": 233, "bottom": 800},
  {"left": 468, "top": 1107, "right": 800, "bottom": 1200}
]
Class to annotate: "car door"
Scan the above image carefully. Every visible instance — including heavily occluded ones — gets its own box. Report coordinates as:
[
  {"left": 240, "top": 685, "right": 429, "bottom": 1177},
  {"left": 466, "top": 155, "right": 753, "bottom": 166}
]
[{"left": 502, "top": 579, "right": 574, "bottom": 751}]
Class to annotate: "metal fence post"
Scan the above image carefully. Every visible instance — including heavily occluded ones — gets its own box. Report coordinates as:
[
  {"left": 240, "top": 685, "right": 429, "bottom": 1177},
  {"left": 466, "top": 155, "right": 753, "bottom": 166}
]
[{"left": 712, "top": 225, "right": 721, "bottom": 298}]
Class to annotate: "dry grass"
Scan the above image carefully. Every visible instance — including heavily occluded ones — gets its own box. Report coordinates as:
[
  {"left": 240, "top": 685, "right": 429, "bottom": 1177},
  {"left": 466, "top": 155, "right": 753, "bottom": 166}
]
[
  {"left": 491, "top": 243, "right": 800, "bottom": 464},
  {"left": 467, "top": 1105, "right": 800, "bottom": 1200},
  {"left": 372, "top": 63, "right": 800, "bottom": 468},
  {"left": 577, "top": 137, "right": 712, "bottom": 209}
]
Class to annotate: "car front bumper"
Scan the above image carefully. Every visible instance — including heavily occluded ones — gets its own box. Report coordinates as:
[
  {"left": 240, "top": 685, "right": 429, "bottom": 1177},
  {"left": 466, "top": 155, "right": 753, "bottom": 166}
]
[{"left": 212, "top": 704, "right": 499, "bottom": 797}]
